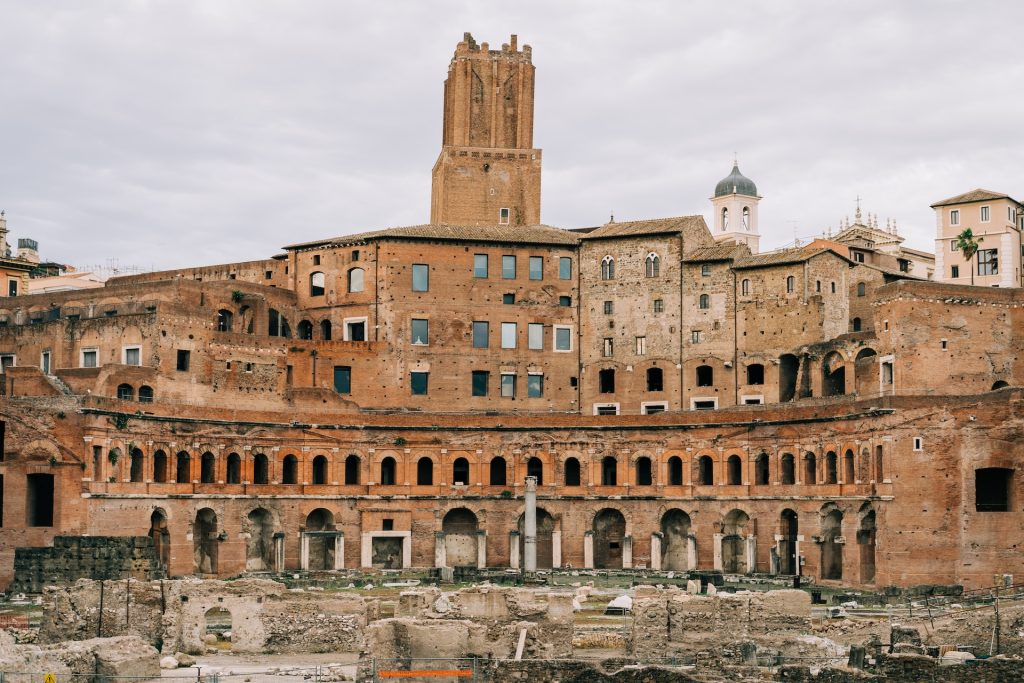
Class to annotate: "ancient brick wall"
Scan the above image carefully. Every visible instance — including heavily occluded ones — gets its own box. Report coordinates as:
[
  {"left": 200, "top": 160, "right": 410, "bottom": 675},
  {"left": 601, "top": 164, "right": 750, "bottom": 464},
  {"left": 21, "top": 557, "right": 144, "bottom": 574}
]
[{"left": 12, "top": 536, "right": 165, "bottom": 593}]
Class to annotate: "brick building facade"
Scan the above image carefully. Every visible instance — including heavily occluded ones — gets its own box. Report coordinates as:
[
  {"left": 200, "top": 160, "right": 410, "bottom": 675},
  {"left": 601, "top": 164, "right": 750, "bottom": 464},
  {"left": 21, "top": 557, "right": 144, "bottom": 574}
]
[{"left": 0, "top": 34, "right": 1021, "bottom": 592}]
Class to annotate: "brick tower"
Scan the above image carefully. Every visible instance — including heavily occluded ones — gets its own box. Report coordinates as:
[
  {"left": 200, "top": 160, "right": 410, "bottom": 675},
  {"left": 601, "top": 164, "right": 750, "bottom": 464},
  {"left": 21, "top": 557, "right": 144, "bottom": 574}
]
[{"left": 430, "top": 33, "right": 542, "bottom": 226}]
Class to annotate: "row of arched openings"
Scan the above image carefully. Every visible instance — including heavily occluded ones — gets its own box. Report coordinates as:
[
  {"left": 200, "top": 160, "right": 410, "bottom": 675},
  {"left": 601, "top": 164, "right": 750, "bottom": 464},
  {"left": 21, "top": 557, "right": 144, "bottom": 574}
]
[
  {"left": 600, "top": 254, "right": 660, "bottom": 280},
  {"left": 142, "top": 451, "right": 363, "bottom": 485}
]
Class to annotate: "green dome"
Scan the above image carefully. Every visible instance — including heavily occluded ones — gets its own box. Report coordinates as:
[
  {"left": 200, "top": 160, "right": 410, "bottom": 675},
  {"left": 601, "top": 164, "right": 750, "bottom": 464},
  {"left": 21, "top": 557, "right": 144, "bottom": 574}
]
[{"left": 714, "top": 164, "right": 757, "bottom": 198}]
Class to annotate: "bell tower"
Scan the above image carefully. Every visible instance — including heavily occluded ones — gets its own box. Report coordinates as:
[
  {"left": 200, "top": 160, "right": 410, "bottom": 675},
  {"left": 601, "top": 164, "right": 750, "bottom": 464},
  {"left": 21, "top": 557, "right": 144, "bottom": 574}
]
[
  {"left": 430, "top": 33, "right": 542, "bottom": 226},
  {"left": 711, "top": 161, "right": 761, "bottom": 253}
]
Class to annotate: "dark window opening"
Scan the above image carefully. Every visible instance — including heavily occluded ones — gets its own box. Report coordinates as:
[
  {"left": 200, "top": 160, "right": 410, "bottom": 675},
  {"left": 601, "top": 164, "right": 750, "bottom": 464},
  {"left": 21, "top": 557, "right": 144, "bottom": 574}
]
[
  {"left": 601, "top": 456, "right": 617, "bottom": 486},
  {"left": 382, "top": 519, "right": 394, "bottom": 531},
  {"left": 599, "top": 368, "right": 615, "bottom": 393},
  {"left": 26, "top": 473, "right": 54, "bottom": 527},
  {"left": 727, "top": 455, "right": 742, "bottom": 485},
  {"left": 452, "top": 457, "right": 470, "bottom": 485},
  {"left": 976, "top": 468, "right": 1013, "bottom": 512},
  {"left": 176, "top": 350, "right": 191, "bottom": 371},
  {"left": 313, "top": 455, "right": 329, "bottom": 485},
  {"left": 489, "top": 456, "right": 507, "bottom": 485},
  {"left": 696, "top": 365, "right": 713, "bottom": 387},
  {"left": 117, "top": 383, "right": 134, "bottom": 401},
  {"left": 201, "top": 452, "right": 215, "bottom": 483},
  {"left": 175, "top": 452, "right": 190, "bottom": 483},
  {"left": 781, "top": 454, "right": 795, "bottom": 485},
  {"left": 668, "top": 456, "right": 683, "bottom": 485},
  {"left": 755, "top": 453, "right": 769, "bottom": 485},
  {"left": 334, "top": 366, "right": 352, "bottom": 394},
  {"left": 697, "top": 456, "right": 714, "bottom": 485},
  {"left": 253, "top": 453, "right": 269, "bottom": 484},
  {"left": 380, "top": 457, "right": 396, "bottom": 486},
  {"left": 646, "top": 367, "right": 663, "bottom": 392},
  {"left": 564, "top": 457, "right": 581, "bottom": 486},
  {"left": 226, "top": 453, "right": 241, "bottom": 484},
  {"left": 138, "top": 385, "right": 153, "bottom": 403},
  {"left": 746, "top": 364, "right": 764, "bottom": 385},
  {"left": 417, "top": 457, "right": 433, "bottom": 485},
  {"left": 297, "top": 320, "right": 313, "bottom": 340},
  {"left": 636, "top": 457, "right": 652, "bottom": 486},
  {"left": 282, "top": 455, "right": 298, "bottom": 484},
  {"left": 527, "top": 457, "right": 543, "bottom": 485},
  {"left": 472, "top": 370, "right": 489, "bottom": 396},
  {"left": 344, "top": 454, "right": 360, "bottom": 485}
]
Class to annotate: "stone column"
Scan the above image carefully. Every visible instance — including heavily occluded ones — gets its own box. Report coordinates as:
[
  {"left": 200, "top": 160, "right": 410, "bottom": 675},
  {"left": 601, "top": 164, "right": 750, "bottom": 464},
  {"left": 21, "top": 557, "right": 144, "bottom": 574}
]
[
  {"left": 687, "top": 534, "right": 698, "bottom": 570},
  {"left": 300, "top": 533, "right": 310, "bottom": 570},
  {"left": 770, "top": 534, "right": 783, "bottom": 575},
  {"left": 551, "top": 530, "right": 562, "bottom": 568},
  {"left": 795, "top": 535, "right": 804, "bottom": 577},
  {"left": 713, "top": 533, "right": 724, "bottom": 571},
  {"left": 273, "top": 532, "right": 285, "bottom": 572},
  {"left": 622, "top": 535, "right": 633, "bottom": 569},
  {"left": 401, "top": 532, "right": 412, "bottom": 569},
  {"left": 523, "top": 475, "right": 538, "bottom": 572},
  {"left": 509, "top": 531, "right": 520, "bottom": 569},
  {"left": 476, "top": 530, "right": 487, "bottom": 569},
  {"left": 334, "top": 533, "right": 345, "bottom": 570},
  {"left": 360, "top": 533, "right": 372, "bottom": 568},
  {"left": 650, "top": 533, "right": 663, "bottom": 571},
  {"left": 434, "top": 532, "right": 447, "bottom": 569},
  {"left": 745, "top": 535, "right": 757, "bottom": 574},
  {"left": 584, "top": 531, "right": 595, "bottom": 569}
]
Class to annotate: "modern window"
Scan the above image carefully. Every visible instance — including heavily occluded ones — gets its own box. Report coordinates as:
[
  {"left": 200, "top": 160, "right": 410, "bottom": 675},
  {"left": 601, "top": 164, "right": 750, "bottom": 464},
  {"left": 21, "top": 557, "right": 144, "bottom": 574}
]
[
  {"left": 529, "top": 256, "right": 543, "bottom": 280},
  {"left": 528, "top": 323, "right": 544, "bottom": 350},
  {"left": 653, "top": 299, "right": 664, "bottom": 313},
  {"left": 599, "top": 368, "right": 615, "bottom": 393},
  {"left": 978, "top": 249, "right": 998, "bottom": 276},
  {"left": 412, "top": 264, "right": 429, "bottom": 292},
  {"left": 642, "top": 402, "right": 667, "bottom": 415},
  {"left": 645, "top": 253, "right": 660, "bottom": 278},
  {"left": 411, "top": 318, "right": 429, "bottom": 345},
  {"left": 527, "top": 374, "right": 543, "bottom": 398},
  {"left": 124, "top": 346, "right": 141, "bottom": 366},
  {"left": 8, "top": 280, "right": 17, "bottom": 297},
  {"left": 310, "top": 271, "right": 325, "bottom": 296},
  {"left": 472, "top": 370, "right": 489, "bottom": 396},
  {"left": 559, "top": 295, "right": 572, "bottom": 307},
  {"left": 410, "top": 371, "right": 429, "bottom": 395},
  {"left": 601, "top": 256, "right": 615, "bottom": 280},
  {"left": 501, "top": 322, "right": 517, "bottom": 348},
  {"left": 344, "top": 317, "right": 367, "bottom": 341},
  {"left": 473, "top": 254, "right": 489, "bottom": 278},
  {"left": 502, "top": 255, "right": 516, "bottom": 279},
  {"left": 699, "top": 293, "right": 709, "bottom": 309},
  {"left": 594, "top": 403, "right": 619, "bottom": 416},
  {"left": 554, "top": 326, "right": 572, "bottom": 351},
  {"left": 692, "top": 399, "right": 717, "bottom": 410},
  {"left": 646, "top": 367, "right": 663, "bottom": 391},
  {"left": 950, "top": 209, "right": 960, "bottom": 226},
  {"left": 503, "top": 293, "right": 515, "bottom": 304},
  {"left": 852, "top": 251, "right": 865, "bottom": 263},
  {"left": 635, "top": 336, "right": 646, "bottom": 355},
  {"left": 951, "top": 265, "right": 960, "bottom": 278},
  {"left": 701, "top": 264, "right": 711, "bottom": 277},
  {"left": 501, "top": 373, "right": 516, "bottom": 398},
  {"left": 334, "top": 366, "right": 351, "bottom": 394},
  {"left": 559, "top": 257, "right": 572, "bottom": 280},
  {"left": 603, "top": 300, "right": 613, "bottom": 315},
  {"left": 348, "top": 268, "right": 365, "bottom": 292},
  {"left": 499, "top": 207, "right": 510, "bottom": 224},
  {"left": 176, "top": 350, "right": 190, "bottom": 371},
  {"left": 981, "top": 206, "right": 990, "bottom": 222},
  {"left": 603, "top": 338, "right": 613, "bottom": 357},
  {"left": 950, "top": 239, "right": 959, "bottom": 251},
  {"left": 81, "top": 349, "right": 98, "bottom": 368},
  {"left": 696, "top": 365, "right": 713, "bottom": 387},
  {"left": 472, "top": 321, "right": 489, "bottom": 348}
]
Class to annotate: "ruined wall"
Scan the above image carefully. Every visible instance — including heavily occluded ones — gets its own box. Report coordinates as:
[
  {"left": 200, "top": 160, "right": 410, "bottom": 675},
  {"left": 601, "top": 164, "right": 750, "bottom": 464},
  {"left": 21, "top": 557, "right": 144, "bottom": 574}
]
[{"left": 11, "top": 536, "right": 165, "bottom": 594}]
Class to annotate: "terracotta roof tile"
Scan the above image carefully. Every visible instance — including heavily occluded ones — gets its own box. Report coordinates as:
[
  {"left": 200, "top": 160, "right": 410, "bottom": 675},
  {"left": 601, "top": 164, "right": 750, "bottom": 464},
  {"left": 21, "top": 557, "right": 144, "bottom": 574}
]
[
  {"left": 284, "top": 223, "right": 580, "bottom": 249},
  {"left": 578, "top": 215, "right": 707, "bottom": 239},
  {"left": 733, "top": 246, "right": 849, "bottom": 270},
  {"left": 682, "top": 244, "right": 748, "bottom": 262},
  {"left": 930, "top": 189, "right": 1017, "bottom": 207}
]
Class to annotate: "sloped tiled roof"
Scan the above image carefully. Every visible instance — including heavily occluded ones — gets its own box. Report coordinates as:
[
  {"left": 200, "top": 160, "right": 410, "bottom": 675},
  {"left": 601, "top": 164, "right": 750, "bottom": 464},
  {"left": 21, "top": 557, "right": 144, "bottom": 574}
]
[
  {"left": 682, "top": 244, "right": 747, "bottom": 263},
  {"left": 578, "top": 216, "right": 707, "bottom": 240},
  {"left": 733, "top": 246, "right": 850, "bottom": 270},
  {"left": 284, "top": 223, "right": 580, "bottom": 250},
  {"left": 930, "top": 189, "right": 1017, "bottom": 208}
]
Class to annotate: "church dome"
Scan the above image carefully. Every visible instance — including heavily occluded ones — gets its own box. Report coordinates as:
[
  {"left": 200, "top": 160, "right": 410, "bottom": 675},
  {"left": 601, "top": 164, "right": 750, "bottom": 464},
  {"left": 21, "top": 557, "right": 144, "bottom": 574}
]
[{"left": 714, "top": 163, "right": 757, "bottom": 198}]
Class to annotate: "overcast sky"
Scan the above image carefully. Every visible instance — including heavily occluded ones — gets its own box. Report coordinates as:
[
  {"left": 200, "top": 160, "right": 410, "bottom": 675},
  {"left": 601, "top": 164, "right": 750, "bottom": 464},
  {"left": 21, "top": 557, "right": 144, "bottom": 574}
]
[{"left": 2, "top": 1, "right": 1022, "bottom": 272}]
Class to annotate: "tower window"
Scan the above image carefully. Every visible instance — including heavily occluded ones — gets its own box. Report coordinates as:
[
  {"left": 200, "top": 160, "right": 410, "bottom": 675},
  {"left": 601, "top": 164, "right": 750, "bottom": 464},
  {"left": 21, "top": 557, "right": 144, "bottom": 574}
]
[
  {"left": 742, "top": 206, "right": 750, "bottom": 230},
  {"left": 721, "top": 207, "right": 729, "bottom": 230},
  {"left": 601, "top": 256, "right": 615, "bottom": 280},
  {"left": 499, "top": 208, "right": 510, "bottom": 224}
]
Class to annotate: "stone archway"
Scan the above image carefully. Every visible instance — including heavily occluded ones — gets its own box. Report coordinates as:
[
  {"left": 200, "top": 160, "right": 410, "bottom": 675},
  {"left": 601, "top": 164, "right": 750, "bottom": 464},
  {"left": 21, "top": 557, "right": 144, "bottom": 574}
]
[
  {"left": 858, "top": 504, "right": 876, "bottom": 583},
  {"left": 517, "top": 508, "right": 555, "bottom": 569},
  {"left": 593, "top": 508, "right": 626, "bottom": 569},
  {"left": 820, "top": 505, "right": 844, "bottom": 580},
  {"left": 721, "top": 509, "right": 750, "bottom": 573},
  {"left": 660, "top": 509, "right": 692, "bottom": 571},
  {"left": 149, "top": 508, "right": 170, "bottom": 571},
  {"left": 442, "top": 508, "right": 479, "bottom": 567},
  {"left": 244, "top": 508, "right": 275, "bottom": 571},
  {"left": 305, "top": 508, "right": 336, "bottom": 570},
  {"left": 193, "top": 508, "right": 218, "bottom": 574}
]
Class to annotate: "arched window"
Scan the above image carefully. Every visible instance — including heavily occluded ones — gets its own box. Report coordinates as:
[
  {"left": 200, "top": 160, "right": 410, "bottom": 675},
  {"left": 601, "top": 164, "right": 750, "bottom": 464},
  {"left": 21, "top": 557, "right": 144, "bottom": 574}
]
[
  {"left": 646, "top": 367, "right": 663, "bottom": 392},
  {"left": 312, "top": 455, "right": 328, "bottom": 485},
  {"left": 268, "top": 309, "right": 290, "bottom": 337},
  {"left": 741, "top": 278, "right": 751, "bottom": 296},
  {"left": 348, "top": 268, "right": 365, "bottom": 293},
  {"left": 320, "top": 319, "right": 332, "bottom": 340},
  {"left": 253, "top": 453, "right": 269, "bottom": 484},
  {"left": 344, "top": 454, "right": 360, "bottom": 484},
  {"left": 564, "top": 457, "right": 581, "bottom": 486},
  {"left": 697, "top": 455, "right": 714, "bottom": 485},
  {"left": 755, "top": 453, "right": 769, "bottom": 485},
  {"left": 527, "top": 457, "right": 543, "bottom": 485},
  {"left": 601, "top": 456, "right": 617, "bottom": 486},
  {"left": 310, "top": 271, "right": 325, "bottom": 296},
  {"left": 645, "top": 253, "right": 660, "bottom": 278},
  {"left": 380, "top": 457, "right": 396, "bottom": 485},
  {"left": 636, "top": 457, "right": 652, "bottom": 486},
  {"left": 153, "top": 450, "right": 168, "bottom": 483},
  {"left": 452, "top": 457, "right": 470, "bottom": 485},
  {"left": 200, "top": 452, "right": 215, "bottom": 484},
  {"left": 696, "top": 365, "right": 713, "bottom": 387},
  {"left": 781, "top": 453, "right": 795, "bottom": 485},
  {"left": 239, "top": 305, "right": 254, "bottom": 334},
  {"left": 226, "top": 453, "right": 241, "bottom": 484},
  {"left": 727, "top": 455, "right": 742, "bottom": 485},
  {"left": 843, "top": 450, "right": 855, "bottom": 483},
  {"left": 721, "top": 207, "right": 729, "bottom": 230},
  {"left": 489, "top": 456, "right": 507, "bottom": 485},
  {"left": 699, "top": 293, "right": 710, "bottom": 309},
  {"left": 175, "top": 452, "right": 190, "bottom": 484},
  {"left": 282, "top": 455, "right": 298, "bottom": 484},
  {"left": 786, "top": 275, "right": 795, "bottom": 293},
  {"left": 804, "top": 452, "right": 817, "bottom": 485},
  {"left": 130, "top": 449, "right": 144, "bottom": 483},
  {"left": 668, "top": 456, "right": 683, "bottom": 485},
  {"left": 825, "top": 451, "right": 838, "bottom": 484},
  {"left": 857, "top": 282, "right": 866, "bottom": 297},
  {"left": 217, "top": 309, "right": 233, "bottom": 332},
  {"left": 417, "top": 457, "right": 433, "bottom": 485},
  {"left": 742, "top": 206, "right": 750, "bottom": 230},
  {"left": 297, "top": 320, "right": 313, "bottom": 340},
  {"left": 601, "top": 256, "right": 615, "bottom": 280},
  {"left": 831, "top": 281, "right": 836, "bottom": 294},
  {"left": 852, "top": 317, "right": 862, "bottom": 332},
  {"left": 117, "top": 383, "right": 134, "bottom": 401},
  {"left": 138, "top": 385, "right": 154, "bottom": 403}
]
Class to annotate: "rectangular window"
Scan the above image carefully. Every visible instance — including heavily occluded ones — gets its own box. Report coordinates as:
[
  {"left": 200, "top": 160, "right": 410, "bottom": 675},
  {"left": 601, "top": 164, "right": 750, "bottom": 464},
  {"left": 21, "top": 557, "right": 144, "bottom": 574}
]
[
  {"left": 642, "top": 402, "right": 667, "bottom": 415},
  {"left": 951, "top": 265, "right": 960, "bottom": 278},
  {"left": 473, "top": 254, "right": 489, "bottom": 278},
  {"left": 978, "top": 249, "right": 998, "bottom": 276},
  {"left": 123, "top": 347, "right": 141, "bottom": 366},
  {"left": 501, "top": 322, "right": 517, "bottom": 349},
  {"left": 595, "top": 404, "right": 619, "bottom": 416},
  {"left": 501, "top": 373, "right": 516, "bottom": 398},
  {"left": 503, "top": 293, "right": 515, "bottom": 304},
  {"left": 472, "top": 321, "right": 489, "bottom": 348},
  {"left": 653, "top": 299, "right": 664, "bottom": 313},
  {"left": 502, "top": 255, "right": 516, "bottom": 279},
  {"left": 898, "top": 259, "right": 910, "bottom": 273},
  {"left": 853, "top": 251, "right": 864, "bottom": 263},
  {"left": 981, "top": 206, "right": 990, "bottom": 222},
  {"left": 472, "top": 370, "right": 489, "bottom": 396},
  {"left": 412, "top": 264, "right": 429, "bottom": 292},
  {"left": 8, "top": 280, "right": 17, "bottom": 297},
  {"left": 559, "top": 257, "right": 572, "bottom": 280},
  {"left": 313, "top": 254, "right": 321, "bottom": 265},
  {"left": 528, "top": 323, "right": 544, "bottom": 350},
  {"left": 81, "top": 349, "right": 98, "bottom": 368},
  {"left": 176, "top": 350, "right": 190, "bottom": 371},
  {"left": 499, "top": 208, "right": 510, "bottom": 224},
  {"left": 411, "top": 318, "right": 429, "bottom": 345},
  {"left": 529, "top": 256, "right": 543, "bottom": 280},
  {"left": 635, "top": 336, "right": 646, "bottom": 355},
  {"left": 410, "top": 371, "right": 429, "bottom": 395},
  {"left": 527, "top": 374, "right": 543, "bottom": 398},
  {"left": 333, "top": 366, "right": 351, "bottom": 394},
  {"left": 950, "top": 209, "right": 960, "bottom": 226},
  {"left": 554, "top": 326, "right": 572, "bottom": 351},
  {"left": 950, "top": 239, "right": 959, "bottom": 251},
  {"left": 0, "top": 354, "right": 14, "bottom": 371},
  {"left": 693, "top": 399, "right": 717, "bottom": 410},
  {"left": 603, "top": 338, "right": 614, "bottom": 357},
  {"left": 691, "top": 330, "right": 704, "bottom": 344},
  {"left": 603, "top": 300, "right": 613, "bottom": 314},
  {"left": 701, "top": 264, "right": 711, "bottom": 277},
  {"left": 559, "top": 295, "right": 572, "bottom": 307},
  {"left": 881, "top": 361, "right": 893, "bottom": 385}
]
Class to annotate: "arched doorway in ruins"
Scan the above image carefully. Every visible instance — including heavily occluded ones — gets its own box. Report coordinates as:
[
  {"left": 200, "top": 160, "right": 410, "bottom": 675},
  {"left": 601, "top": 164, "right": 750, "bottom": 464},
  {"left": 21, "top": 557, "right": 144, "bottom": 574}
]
[
  {"left": 660, "top": 509, "right": 691, "bottom": 571},
  {"left": 442, "top": 508, "right": 479, "bottom": 567},
  {"left": 244, "top": 507, "right": 275, "bottom": 571},
  {"left": 593, "top": 508, "right": 626, "bottom": 569},
  {"left": 517, "top": 507, "right": 555, "bottom": 569}
]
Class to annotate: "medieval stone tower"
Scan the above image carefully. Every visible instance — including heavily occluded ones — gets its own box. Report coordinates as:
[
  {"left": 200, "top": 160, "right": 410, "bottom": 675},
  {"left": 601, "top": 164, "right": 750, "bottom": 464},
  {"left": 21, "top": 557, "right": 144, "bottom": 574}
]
[{"left": 430, "top": 33, "right": 542, "bottom": 226}]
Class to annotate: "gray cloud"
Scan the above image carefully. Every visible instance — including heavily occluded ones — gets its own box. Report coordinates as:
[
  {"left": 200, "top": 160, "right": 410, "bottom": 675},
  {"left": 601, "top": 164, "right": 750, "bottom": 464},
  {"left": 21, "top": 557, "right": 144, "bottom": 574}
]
[{"left": 1, "top": 0, "right": 1022, "bottom": 271}]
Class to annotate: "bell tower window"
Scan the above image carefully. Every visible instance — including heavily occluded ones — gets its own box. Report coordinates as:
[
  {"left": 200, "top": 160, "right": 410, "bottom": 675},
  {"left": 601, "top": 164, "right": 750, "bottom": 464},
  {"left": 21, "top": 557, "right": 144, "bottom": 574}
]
[
  {"left": 721, "top": 207, "right": 729, "bottom": 231},
  {"left": 742, "top": 207, "right": 750, "bottom": 230}
]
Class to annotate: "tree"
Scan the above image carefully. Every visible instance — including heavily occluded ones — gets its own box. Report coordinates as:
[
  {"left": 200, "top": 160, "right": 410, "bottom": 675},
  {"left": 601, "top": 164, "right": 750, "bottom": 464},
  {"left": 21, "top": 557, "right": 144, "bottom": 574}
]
[{"left": 955, "top": 228, "right": 983, "bottom": 285}]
